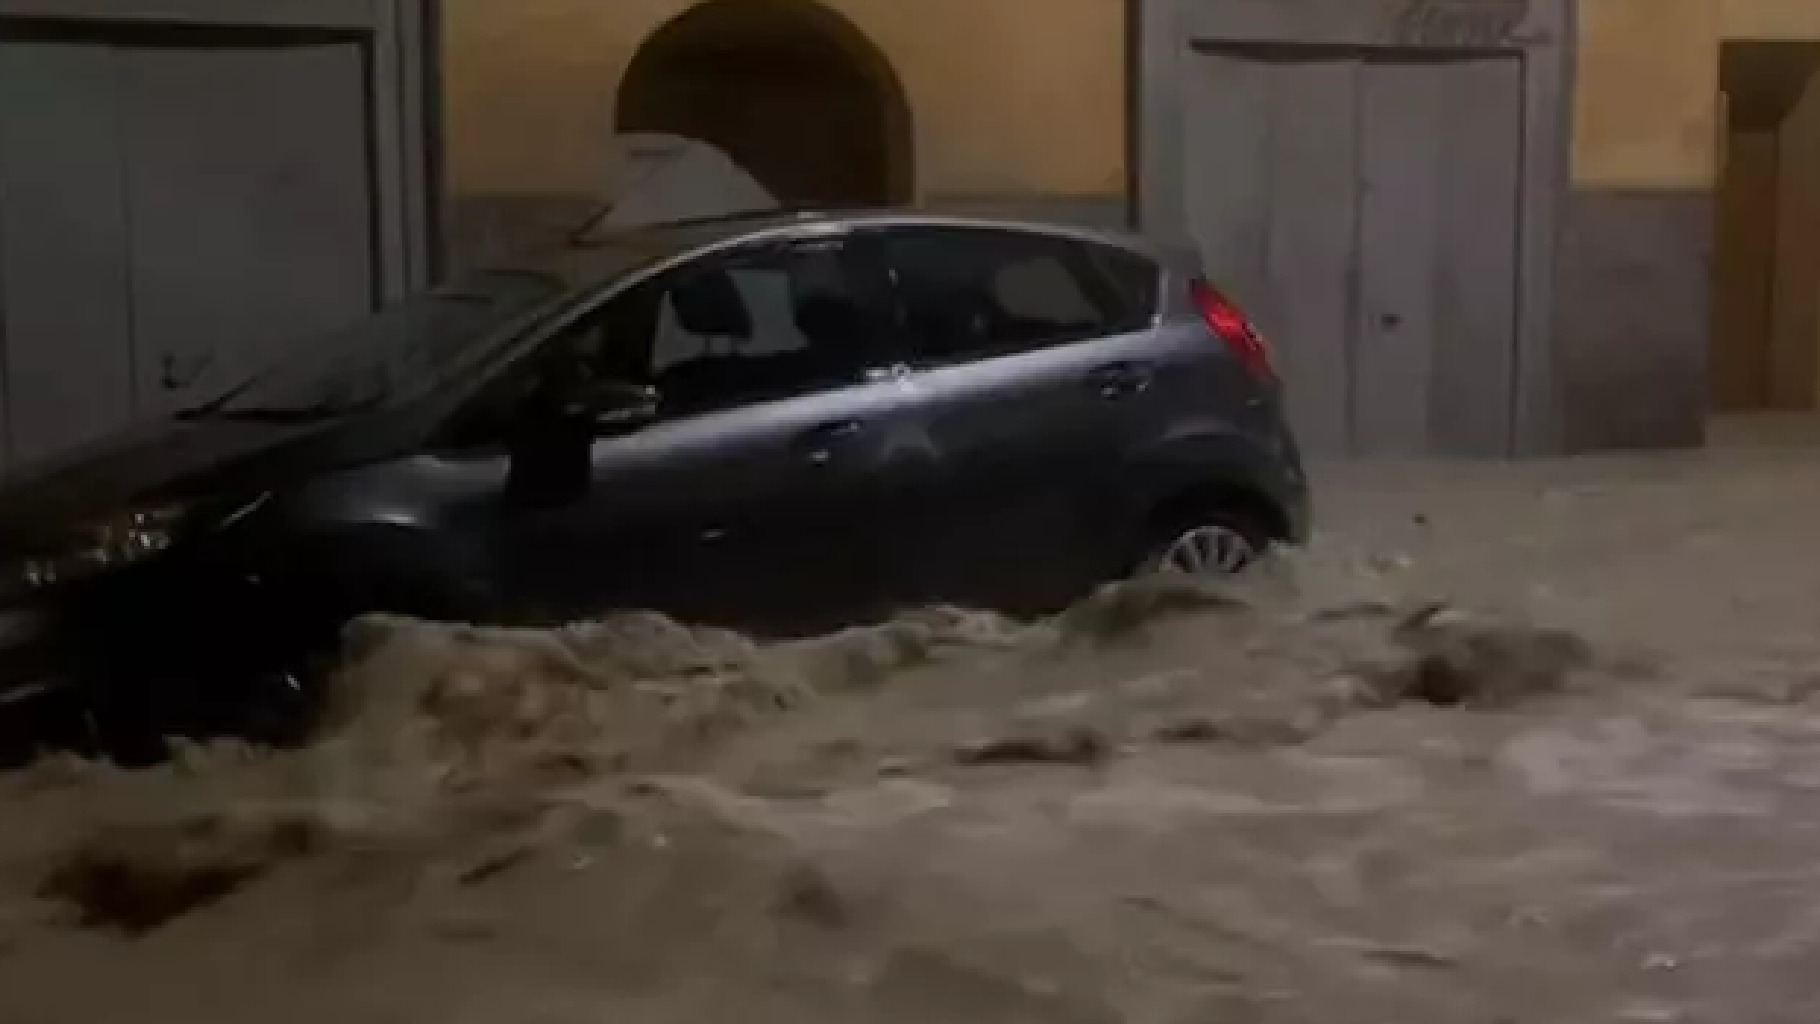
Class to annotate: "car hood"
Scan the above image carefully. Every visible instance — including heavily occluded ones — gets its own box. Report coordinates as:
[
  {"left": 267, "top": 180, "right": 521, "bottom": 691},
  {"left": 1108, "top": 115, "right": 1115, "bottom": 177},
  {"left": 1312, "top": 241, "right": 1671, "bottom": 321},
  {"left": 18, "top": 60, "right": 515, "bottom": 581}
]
[{"left": 0, "top": 407, "right": 427, "bottom": 550}]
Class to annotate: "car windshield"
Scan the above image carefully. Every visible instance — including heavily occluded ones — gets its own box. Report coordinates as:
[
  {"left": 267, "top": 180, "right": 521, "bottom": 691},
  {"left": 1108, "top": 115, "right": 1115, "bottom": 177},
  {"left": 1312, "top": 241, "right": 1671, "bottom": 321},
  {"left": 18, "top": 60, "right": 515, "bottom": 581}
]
[{"left": 178, "top": 269, "right": 565, "bottom": 421}]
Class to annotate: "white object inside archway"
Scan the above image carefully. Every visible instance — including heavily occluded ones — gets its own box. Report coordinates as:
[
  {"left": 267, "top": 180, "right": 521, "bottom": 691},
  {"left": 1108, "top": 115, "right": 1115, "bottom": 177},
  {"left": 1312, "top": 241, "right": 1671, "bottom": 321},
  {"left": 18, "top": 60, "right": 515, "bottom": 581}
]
[{"left": 597, "top": 131, "right": 779, "bottom": 230}]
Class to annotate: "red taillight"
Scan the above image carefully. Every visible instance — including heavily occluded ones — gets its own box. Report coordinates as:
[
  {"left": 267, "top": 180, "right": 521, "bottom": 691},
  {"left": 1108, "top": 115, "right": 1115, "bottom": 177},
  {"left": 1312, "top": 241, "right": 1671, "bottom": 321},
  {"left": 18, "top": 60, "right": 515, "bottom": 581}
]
[{"left": 1189, "top": 278, "right": 1273, "bottom": 383}]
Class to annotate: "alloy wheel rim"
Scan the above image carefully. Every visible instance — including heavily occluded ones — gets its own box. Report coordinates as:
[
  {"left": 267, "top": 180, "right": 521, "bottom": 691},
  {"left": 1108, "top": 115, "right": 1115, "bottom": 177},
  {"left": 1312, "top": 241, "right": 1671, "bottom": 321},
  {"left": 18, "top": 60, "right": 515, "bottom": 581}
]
[{"left": 1158, "top": 524, "right": 1256, "bottom": 577}]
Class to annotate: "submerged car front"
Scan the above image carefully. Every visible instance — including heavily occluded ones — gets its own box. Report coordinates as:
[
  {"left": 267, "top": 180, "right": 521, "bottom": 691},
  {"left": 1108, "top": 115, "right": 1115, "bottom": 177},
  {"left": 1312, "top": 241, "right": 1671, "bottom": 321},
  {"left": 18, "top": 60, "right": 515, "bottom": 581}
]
[{"left": 0, "top": 268, "right": 569, "bottom": 756}]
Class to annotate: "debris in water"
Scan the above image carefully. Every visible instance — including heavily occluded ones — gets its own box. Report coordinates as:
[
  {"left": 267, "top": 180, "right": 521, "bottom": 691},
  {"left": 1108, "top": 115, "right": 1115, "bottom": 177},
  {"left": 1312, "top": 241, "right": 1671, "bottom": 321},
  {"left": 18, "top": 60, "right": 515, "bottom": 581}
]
[
  {"left": 1152, "top": 717, "right": 1224, "bottom": 743},
  {"left": 954, "top": 726, "right": 1109, "bottom": 767},
  {"left": 1149, "top": 713, "right": 1326, "bottom": 749},
  {"left": 875, "top": 756, "right": 917, "bottom": 777},
  {"left": 774, "top": 862, "right": 851, "bottom": 928},
  {"left": 1305, "top": 599, "right": 1401, "bottom": 624},
  {"left": 454, "top": 843, "right": 534, "bottom": 886},
  {"left": 1354, "top": 942, "right": 1459, "bottom": 970},
  {"left": 1362, "top": 603, "right": 1594, "bottom": 708}
]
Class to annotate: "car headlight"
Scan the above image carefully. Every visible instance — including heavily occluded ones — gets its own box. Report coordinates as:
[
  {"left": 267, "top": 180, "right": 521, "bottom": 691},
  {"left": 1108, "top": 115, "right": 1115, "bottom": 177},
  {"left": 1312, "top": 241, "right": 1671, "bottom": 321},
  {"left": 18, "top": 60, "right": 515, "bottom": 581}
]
[{"left": 20, "top": 503, "right": 191, "bottom": 590}]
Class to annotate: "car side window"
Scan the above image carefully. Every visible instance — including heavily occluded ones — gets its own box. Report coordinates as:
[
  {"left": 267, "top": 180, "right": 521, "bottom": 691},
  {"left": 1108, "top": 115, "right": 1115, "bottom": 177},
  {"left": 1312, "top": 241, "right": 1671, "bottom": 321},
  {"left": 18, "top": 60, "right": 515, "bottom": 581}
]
[
  {"left": 882, "top": 227, "right": 1154, "bottom": 366},
  {"left": 1086, "top": 244, "right": 1161, "bottom": 328},
  {"left": 561, "top": 236, "right": 897, "bottom": 417}
]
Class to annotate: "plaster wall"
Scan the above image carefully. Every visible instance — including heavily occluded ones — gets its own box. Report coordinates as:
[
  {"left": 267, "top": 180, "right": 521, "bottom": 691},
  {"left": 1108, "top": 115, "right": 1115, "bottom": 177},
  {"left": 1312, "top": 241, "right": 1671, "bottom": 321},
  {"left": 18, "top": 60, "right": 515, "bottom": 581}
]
[{"left": 439, "top": 0, "right": 1129, "bottom": 261}]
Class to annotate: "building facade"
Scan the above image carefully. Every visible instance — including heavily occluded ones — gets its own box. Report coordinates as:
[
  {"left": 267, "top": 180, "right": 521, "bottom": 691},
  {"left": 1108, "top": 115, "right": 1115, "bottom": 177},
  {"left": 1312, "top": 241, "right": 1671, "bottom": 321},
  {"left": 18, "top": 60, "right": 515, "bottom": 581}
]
[
  {"left": 440, "top": 0, "right": 1129, "bottom": 264},
  {"left": 439, "top": 0, "right": 1820, "bottom": 456},
  {"left": 1570, "top": 0, "right": 1820, "bottom": 452}
]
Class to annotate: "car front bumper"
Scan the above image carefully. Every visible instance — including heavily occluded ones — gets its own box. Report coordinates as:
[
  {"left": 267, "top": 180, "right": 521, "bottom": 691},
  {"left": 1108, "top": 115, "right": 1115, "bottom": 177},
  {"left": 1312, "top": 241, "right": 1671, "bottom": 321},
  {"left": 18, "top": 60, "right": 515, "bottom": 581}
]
[
  {"left": 0, "top": 604, "right": 64, "bottom": 697},
  {"left": 0, "top": 601, "right": 99, "bottom": 763}
]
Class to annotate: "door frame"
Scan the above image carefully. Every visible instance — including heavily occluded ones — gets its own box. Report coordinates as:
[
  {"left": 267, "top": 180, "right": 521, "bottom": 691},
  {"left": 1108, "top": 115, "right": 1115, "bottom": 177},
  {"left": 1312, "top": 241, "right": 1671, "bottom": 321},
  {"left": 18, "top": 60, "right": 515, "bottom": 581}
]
[{"left": 1131, "top": 0, "right": 1576, "bottom": 456}]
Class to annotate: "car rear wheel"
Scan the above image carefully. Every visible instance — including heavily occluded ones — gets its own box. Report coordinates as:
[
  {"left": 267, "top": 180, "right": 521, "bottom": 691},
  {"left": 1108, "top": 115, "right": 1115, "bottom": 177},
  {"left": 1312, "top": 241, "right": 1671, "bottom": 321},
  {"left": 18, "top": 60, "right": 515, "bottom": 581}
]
[{"left": 1138, "top": 508, "right": 1270, "bottom": 580}]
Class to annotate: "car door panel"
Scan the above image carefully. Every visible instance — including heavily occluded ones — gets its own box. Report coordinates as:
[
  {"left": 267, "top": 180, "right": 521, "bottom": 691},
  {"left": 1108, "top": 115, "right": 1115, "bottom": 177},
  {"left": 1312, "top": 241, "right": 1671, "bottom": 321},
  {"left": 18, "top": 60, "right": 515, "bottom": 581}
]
[
  {"left": 492, "top": 379, "right": 914, "bottom": 632},
  {"left": 894, "top": 342, "right": 1129, "bottom": 612},
  {"left": 483, "top": 231, "right": 920, "bottom": 634},
  {"left": 878, "top": 227, "right": 1162, "bottom": 614}
]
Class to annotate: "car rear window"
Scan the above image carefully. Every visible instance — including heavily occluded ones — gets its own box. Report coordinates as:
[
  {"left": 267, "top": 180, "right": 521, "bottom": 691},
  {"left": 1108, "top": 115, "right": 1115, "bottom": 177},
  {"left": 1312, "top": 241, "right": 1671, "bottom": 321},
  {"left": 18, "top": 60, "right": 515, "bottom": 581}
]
[
  {"left": 1083, "top": 243, "right": 1160, "bottom": 330},
  {"left": 881, "top": 227, "right": 1158, "bottom": 365}
]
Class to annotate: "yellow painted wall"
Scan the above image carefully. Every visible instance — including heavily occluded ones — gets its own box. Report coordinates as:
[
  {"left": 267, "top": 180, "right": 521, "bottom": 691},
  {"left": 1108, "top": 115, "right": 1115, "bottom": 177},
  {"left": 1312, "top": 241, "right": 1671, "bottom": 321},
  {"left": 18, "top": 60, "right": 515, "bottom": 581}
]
[
  {"left": 442, "top": 0, "right": 1815, "bottom": 202},
  {"left": 1572, "top": 0, "right": 1719, "bottom": 188},
  {"left": 442, "top": 0, "right": 1811, "bottom": 203},
  {"left": 1572, "top": 0, "right": 1820, "bottom": 190},
  {"left": 1722, "top": 0, "right": 1820, "bottom": 41},
  {"left": 440, "top": 0, "right": 1126, "bottom": 203}
]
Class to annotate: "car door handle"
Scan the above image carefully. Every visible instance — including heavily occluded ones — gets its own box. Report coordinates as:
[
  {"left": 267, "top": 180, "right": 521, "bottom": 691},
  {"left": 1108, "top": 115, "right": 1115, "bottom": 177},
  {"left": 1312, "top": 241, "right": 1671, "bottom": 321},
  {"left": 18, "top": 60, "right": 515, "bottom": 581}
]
[
  {"left": 1086, "top": 361, "right": 1153, "bottom": 399},
  {"left": 795, "top": 419, "right": 865, "bottom": 464}
]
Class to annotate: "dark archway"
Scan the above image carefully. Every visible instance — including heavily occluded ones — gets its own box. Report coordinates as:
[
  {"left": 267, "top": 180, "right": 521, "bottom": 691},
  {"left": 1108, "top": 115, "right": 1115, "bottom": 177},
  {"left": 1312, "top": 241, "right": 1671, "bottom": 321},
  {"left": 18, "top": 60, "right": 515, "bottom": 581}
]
[{"left": 615, "top": 0, "right": 913, "bottom": 208}]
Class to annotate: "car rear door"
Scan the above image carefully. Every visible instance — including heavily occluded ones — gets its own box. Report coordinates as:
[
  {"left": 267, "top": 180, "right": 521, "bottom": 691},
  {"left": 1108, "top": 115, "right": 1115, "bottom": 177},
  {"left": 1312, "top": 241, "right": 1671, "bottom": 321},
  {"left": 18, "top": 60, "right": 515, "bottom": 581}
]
[
  {"left": 872, "top": 225, "right": 1164, "bottom": 613},
  {"left": 485, "top": 229, "right": 925, "bottom": 635}
]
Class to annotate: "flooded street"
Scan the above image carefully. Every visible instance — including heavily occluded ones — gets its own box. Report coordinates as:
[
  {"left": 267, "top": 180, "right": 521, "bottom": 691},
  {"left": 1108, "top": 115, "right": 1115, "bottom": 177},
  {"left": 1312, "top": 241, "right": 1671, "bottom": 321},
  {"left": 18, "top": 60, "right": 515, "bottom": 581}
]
[{"left": 5, "top": 419, "right": 1820, "bottom": 1023}]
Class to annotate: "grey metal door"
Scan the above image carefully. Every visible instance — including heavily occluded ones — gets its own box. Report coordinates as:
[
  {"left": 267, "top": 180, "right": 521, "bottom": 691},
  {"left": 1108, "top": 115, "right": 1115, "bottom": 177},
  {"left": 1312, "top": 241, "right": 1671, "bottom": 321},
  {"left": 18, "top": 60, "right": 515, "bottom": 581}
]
[
  {"left": 0, "top": 43, "right": 137, "bottom": 472},
  {"left": 1354, "top": 56, "right": 1523, "bottom": 457},
  {"left": 0, "top": 39, "right": 378, "bottom": 471},
  {"left": 121, "top": 42, "right": 376, "bottom": 418},
  {"left": 1186, "top": 50, "right": 1356, "bottom": 456},
  {"left": 1184, "top": 48, "right": 1523, "bottom": 457},
  {"left": 0, "top": 7, "right": 428, "bottom": 478}
]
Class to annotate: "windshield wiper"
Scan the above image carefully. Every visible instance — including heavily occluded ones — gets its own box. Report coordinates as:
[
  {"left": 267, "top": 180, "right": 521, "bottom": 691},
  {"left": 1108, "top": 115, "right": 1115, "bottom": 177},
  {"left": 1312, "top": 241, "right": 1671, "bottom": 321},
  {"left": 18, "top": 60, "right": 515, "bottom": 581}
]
[
  {"left": 201, "top": 399, "right": 380, "bottom": 423},
  {"left": 174, "top": 377, "right": 260, "bottom": 421},
  {"left": 176, "top": 395, "right": 380, "bottom": 424}
]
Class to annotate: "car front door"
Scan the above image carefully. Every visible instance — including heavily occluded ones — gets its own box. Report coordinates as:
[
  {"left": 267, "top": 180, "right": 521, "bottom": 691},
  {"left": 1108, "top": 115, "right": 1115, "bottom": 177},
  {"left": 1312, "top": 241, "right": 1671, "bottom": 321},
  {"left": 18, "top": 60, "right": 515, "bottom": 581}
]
[
  {"left": 485, "top": 231, "right": 920, "bottom": 635},
  {"left": 874, "top": 225, "right": 1163, "bottom": 614}
]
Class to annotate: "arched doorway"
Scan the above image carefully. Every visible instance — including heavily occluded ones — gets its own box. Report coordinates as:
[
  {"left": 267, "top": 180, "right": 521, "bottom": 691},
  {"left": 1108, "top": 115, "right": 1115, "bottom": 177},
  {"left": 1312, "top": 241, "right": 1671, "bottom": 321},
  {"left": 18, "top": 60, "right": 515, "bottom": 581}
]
[{"left": 615, "top": 0, "right": 913, "bottom": 209}]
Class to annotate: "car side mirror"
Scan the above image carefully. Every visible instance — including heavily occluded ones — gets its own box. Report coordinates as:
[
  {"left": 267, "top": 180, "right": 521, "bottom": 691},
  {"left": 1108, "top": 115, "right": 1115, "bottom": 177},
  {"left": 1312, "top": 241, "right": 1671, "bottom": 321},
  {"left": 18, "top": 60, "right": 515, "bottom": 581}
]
[
  {"left": 561, "top": 379, "right": 659, "bottom": 435},
  {"left": 503, "top": 377, "right": 659, "bottom": 508}
]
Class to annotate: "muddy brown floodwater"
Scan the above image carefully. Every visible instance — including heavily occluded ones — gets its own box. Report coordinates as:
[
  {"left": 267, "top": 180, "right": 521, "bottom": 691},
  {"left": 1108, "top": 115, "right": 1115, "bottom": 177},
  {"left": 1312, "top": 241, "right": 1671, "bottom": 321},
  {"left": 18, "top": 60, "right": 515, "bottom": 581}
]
[{"left": 4, "top": 419, "right": 1820, "bottom": 1024}]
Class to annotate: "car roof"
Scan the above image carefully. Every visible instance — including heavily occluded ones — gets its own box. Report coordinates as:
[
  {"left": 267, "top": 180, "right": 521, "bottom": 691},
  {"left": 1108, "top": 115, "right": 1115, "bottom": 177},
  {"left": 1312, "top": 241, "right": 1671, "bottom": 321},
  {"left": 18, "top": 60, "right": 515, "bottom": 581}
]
[{"left": 501, "top": 208, "right": 1168, "bottom": 293}]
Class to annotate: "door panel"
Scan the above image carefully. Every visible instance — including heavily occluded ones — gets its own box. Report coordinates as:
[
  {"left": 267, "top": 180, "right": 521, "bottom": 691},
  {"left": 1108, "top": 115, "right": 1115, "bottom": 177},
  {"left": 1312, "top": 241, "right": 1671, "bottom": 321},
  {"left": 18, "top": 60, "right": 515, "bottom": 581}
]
[
  {"left": 1184, "top": 50, "right": 1271, "bottom": 314},
  {"left": 1354, "top": 60, "right": 1442, "bottom": 457},
  {"left": 120, "top": 42, "right": 375, "bottom": 417},
  {"left": 1183, "top": 49, "right": 1523, "bottom": 458},
  {"left": 496, "top": 381, "right": 919, "bottom": 633},
  {"left": 0, "top": 43, "right": 137, "bottom": 472},
  {"left": 1430, "top": 55, "right": 1523, "bottom": 455},
  {"left": 1262, "top": 57, "right": 1359, "bottom": 458},
  {"left": 1188, "top": 52, "right": 1358, "bottom": 458}
]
